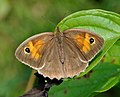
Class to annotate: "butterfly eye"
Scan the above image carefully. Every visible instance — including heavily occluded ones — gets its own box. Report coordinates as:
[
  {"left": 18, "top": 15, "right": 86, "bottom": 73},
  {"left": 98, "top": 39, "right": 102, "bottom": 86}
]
[
  {"left": 24, "top": 47, "right": 30, "bottom": 54},
  {"left": 89, "top": 37, "right": 95, "bottom": 44}
]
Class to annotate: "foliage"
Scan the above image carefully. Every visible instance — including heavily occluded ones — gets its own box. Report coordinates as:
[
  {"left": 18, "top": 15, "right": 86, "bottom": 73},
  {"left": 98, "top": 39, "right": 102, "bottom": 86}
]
[
  {"left": 49, "top": 9, "right": 120, "bottom": 97},
  {"left": 0, "top": 0, "right": 120, "bottom": 97}
]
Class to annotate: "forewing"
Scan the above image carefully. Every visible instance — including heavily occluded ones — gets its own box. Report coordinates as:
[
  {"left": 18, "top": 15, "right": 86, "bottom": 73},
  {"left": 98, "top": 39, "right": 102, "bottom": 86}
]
[
  {"left": 15, "top": 32, "right": 54, "bottom": 69},
  {"left": 63, "top": 28, "right": 104, "bottom": 62}
]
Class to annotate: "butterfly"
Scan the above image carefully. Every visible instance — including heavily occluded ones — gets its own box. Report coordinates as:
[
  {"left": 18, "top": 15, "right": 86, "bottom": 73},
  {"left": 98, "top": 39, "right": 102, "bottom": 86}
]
[{"left": 15, "top": 27, "right": 104, "bottom": 79}]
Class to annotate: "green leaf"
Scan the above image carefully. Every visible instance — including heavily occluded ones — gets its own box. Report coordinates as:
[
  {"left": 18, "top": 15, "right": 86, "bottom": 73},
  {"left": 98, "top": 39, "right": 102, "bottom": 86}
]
[
  {"left": 49, "top": 9, "right": 120, "bottom": 97},
  {"left": 95, "top": 76, "right": 120, "bottom": 93},
  {"left": 56, "top": 9, "right": 120, "bottom": 77},
  {"left": 103, "top": 40, "right": 120, "bottom": 65},
  {"left": 49, "top": 63, "right": 120, "bottom": 97}
]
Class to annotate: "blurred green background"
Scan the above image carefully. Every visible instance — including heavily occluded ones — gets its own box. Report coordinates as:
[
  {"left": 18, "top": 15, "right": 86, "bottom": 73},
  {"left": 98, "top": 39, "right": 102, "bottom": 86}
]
[{"left": 0, "top": 0, "right": 120, "bottom": 97}]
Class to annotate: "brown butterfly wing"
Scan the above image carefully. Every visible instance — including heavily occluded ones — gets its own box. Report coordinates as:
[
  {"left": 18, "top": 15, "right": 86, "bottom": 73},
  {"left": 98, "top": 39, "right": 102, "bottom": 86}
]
[
  {"left": 15, "top": 28, "right": 104, "bottom": 79},
  {"left": 15, "top": 32, "right": 54, "bottom": 69},
  {"left": 63, "top": 28, "right": 104, "bottom": 62},
  {"left": 62, "top": 37, "right": 88, "bottom": 78},
  {"left": 38, "top": 38, "right": 65, "bottom": 79}
]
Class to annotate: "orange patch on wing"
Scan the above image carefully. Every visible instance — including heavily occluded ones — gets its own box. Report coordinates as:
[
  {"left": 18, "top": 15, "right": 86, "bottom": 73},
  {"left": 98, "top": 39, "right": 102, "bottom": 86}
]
[
  {"left": 28, "top": 41, "right": 34, "bottom": 51},
  {"left": 74, "top": 35, "right": 84, "bottom": 45},
  {"left": 74, "top": 33, "right": 91, "bottom": 53},
  {"left": 85, "top": 33, "right": 90, "bottom": 43},
  {"left": 27, "top": 40, "right": 44, "bottom": 60},
  {"left": 82, "top": 33, "right": 90, "bottom": 53},
  {"left": 82, "top": 46, "right": 88, "bottom": 53}
]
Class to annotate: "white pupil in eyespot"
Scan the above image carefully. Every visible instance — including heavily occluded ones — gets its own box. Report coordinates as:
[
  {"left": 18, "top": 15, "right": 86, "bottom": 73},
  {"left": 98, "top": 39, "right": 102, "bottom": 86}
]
[
  {"left": 90, "top": 37, "right": 95, "bottom": 44},
  {"left": 25, "top": 47, "right": 30, "bottom": 53}
]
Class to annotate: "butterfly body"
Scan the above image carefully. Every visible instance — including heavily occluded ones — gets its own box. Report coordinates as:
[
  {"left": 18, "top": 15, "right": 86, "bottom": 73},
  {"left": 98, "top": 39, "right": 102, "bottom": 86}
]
[
  {"left": 15, "top": 28, "right": 104, "bottom": 79},
  {"left": 55, "top": 28, "right": 65, "bottom": 64}
]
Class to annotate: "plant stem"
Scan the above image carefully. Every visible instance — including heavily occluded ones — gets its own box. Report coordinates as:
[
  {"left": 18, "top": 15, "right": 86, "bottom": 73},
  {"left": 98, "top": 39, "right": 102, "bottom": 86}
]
[{"left": 25, "top": 70, "right": 36, "bottom": 93}]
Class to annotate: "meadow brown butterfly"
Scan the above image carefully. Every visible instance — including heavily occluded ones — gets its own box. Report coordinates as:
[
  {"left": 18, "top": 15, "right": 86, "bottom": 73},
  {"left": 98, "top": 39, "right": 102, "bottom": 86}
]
[{"left": 15, "top": 28, "right": 104, "bottom": 79}]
